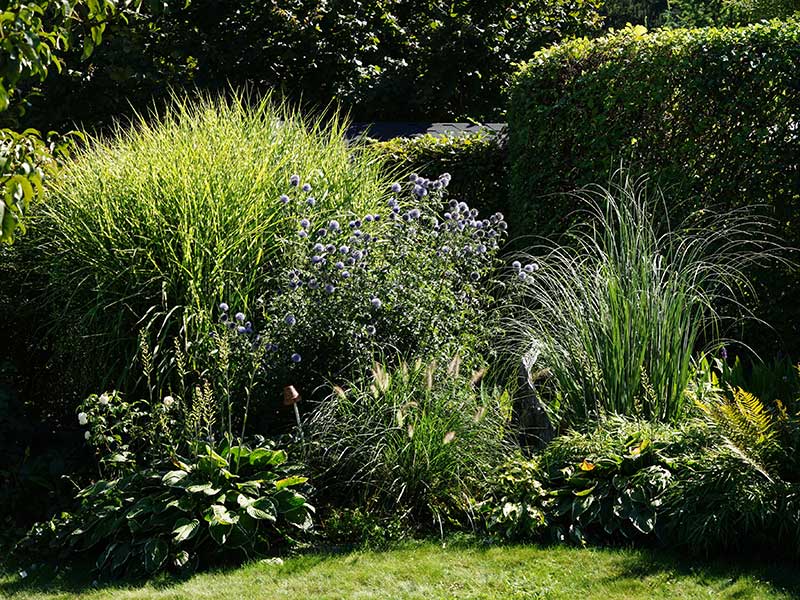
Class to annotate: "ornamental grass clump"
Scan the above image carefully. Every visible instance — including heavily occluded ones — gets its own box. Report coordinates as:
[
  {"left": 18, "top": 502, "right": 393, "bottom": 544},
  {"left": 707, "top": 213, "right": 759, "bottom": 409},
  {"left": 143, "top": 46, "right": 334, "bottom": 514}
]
[
  {"left": 28, "top": 92, "right": 387, "bottom": 394},
  {"left": 507, "top": 172, "right": 783, "bottom": 427}
]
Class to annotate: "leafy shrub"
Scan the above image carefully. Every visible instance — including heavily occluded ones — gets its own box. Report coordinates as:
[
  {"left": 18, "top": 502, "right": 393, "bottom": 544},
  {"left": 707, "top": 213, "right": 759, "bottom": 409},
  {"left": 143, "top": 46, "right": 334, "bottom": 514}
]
[
  {"left": 370, "top": 132, "right": 509, "bottom": 222},
  {"left": 21, "top": 93, "right": 387, "bottom": 400},
  {"left": 665, "top": 0, "right": 800, "bottom": 27},
  {"left": 508, "top": 20, "right": 800, "bottom": 354},
  {"left": 506, "top": 174, "right": 779, "bottom": 427},
  {"left": 233, "top": 170, "right": 509, "bottom": 409},
  {"left": 26, "top": 0, "right": 604, "bottom": 129},
  {"left": 306, "top": 358, "right": 514, "bottom": 527}
]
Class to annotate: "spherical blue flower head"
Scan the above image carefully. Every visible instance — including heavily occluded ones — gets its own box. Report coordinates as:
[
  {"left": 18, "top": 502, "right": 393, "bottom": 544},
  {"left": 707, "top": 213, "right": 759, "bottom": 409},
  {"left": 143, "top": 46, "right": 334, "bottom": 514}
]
[
  {"left": 441, "top": 245, "right": 451, "bottom": 254},
  {"left": 227, "top": 321, "right": 236, "bottom": 329},
  {"left": 364, "top": 214, "right": 374, "bottom": 222},
  {"left": 285, "top": 314, "right": 296, "bottom": 326},
  {"left": 280, "top": 194, "right": 290, "bottom": 204},
  {"left": 352, "top": 250, "right": 363, "bottom": 260},
  {"left": 307, "top": 197, "right": 316, "bottom": 207},
  {"left": 335, "top": 261, "right": 345, "bottom": 270},
  {"left": 219, "top": 302, "right": 229, "bottom": 312},
  {"left": 235, "top": 312, "right": 246, "bottom": 322},
  {"left": 325, "top": 284, "right": 336, "bottom": 294},
  {"left": 220, "top": 313, "right": 229, "bottom": 322},
  {"left": 370, "top": 297, "right": 382, "bottom": 309},
  {"left": 349, "top": 220, "right": 356, "bottom": 228},
  {"left": 329, "top": 220, "right": 340, "bottom": 231},
  {"left": 463, "top": 245, "right": 472, "bottom": 255},
  {"left": 313, "top": 242, "right": 325, "bottom": 252},
  {"left": 290, "top": 174, "right": 300, "bottom": 187},
  {"left": 402, "top": 213, "right": 411, "bottom": 222},
  {"left": 326, "top": 244, "right": 336, "bottom": 253},
  {"left": 391, "top": 182, "right": 402, "bottom": 193},
  {"left": 354, "top": 219, "right": 363, "bottom": 228},
  {"left": 289, "top": 281, "right": 298, "bottom": 290},
  {"left": 478, "top": 244, "right": 487, "bottom": 254},
  {"left": 498, "top": 221, "right": 508, "bottom": 231},
  {"left": 448, "top": 199, "right": 458, "bottom": 209},
  {"left": 458, "top": 202, "right": 469, "bottom": 213},
  {"left": 363, "top": 233, "right": 372, "bottom": 242},
  {"left": 415, "top": 176, "right": 425, "bottom": 186},
  {"left": 518, "top": 271, "right": 528, "bottom": 281},
  {"left": 482, "top": 219, "right": 491, "bottom": 228},
  {"left": 373, "top": 213, "right": 381, "bottom": 221},
  {"left": 300, "top": 218, "right": 310, "bottom": 229},
  {"left": 308, "top": 279, "right": 319, "bottom": 289},
  {"left": 311, "top": 255, "right": 324, "bottom": 264},
  {"left": 346, "top": 257, "right": 356, "bottom": 266},
  {"left": 392, "top": 205, "right": 400, "bottom": 214},
  {"left": 298, "top": 230, "right": 308, "bottom": 238},
  {"left": 388, "top": 198, "right": 398, "bottom": 208},
  {"left": 366, "top": 325, "right": 376, "bottom": 336},
  {"left": 413, "top": 185, "right": 427, "bottom": 197},
  {"left": 353, "top": 230, "right": 362, "bottom": 237},
  {"left": 302, "top": 183, "right": 312, "bottom": 193},
  {"left": 470, "top": 272, "right": 480, "bottom": 281},
  {"left": 409, "top": 172, "right": 419, "bottom": 182},
  {"left": 524, "top": 263, "right": 538, "bottom": 273},
  {"left": 409, "top": 208, "right": 421, "bottom": 219},
  {"left": 470, "top": 208, "right": 479, "bottom": 218},
  {"left": 291, "top": 353, "right": 302, "bottom": 363},
  {"left": 339, "top": 245, "right": 350, "bottom": 254},
  {"left": 720, "top": 346, "right": 728, "bottom": 360},
  {"left": 444, "top": 212, "right": 452, "bottom": 220},
  {"left": 475, "top": 221, "right": 484, "bottom": 229},
  {"left": 341, "top": 270, "right": 351, "bottom": 279},
  {"left": 316, "top": 228, "right": 327, "bottom": 237}
]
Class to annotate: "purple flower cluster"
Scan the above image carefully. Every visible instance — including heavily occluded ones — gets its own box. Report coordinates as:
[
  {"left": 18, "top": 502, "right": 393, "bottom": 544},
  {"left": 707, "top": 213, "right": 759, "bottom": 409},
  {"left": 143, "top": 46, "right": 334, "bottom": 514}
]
[{"left": 512, "top": 260, "right": 539, "bottom": 281}]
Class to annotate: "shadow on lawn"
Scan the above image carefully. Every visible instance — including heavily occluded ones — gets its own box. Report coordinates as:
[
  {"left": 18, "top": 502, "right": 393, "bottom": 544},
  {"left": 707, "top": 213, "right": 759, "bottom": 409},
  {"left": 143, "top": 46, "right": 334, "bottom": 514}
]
[{"left": 600, "top": 549, "right": 800, "bottom": 597}]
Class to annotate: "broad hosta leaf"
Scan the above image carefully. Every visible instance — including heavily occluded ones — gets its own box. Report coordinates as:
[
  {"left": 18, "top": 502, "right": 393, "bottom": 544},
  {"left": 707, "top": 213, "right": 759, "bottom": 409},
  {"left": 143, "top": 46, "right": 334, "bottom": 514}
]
[
  {"left": 275, "top": 476, "right": 308, "bottom": 491},
  {"left": 162, "top": 470, "right": 189, "bottom": 486},
  {"left": 249, "top": 448, "right": 287, "bottom": 467},
  {"left": 205, "top": 504, "right": 238, "bottom": 526},
  {"left": 172, "top": 518, "right": 200, "bottom": 543},
  {"left": 246, "top": 497, "right": 277, "bottom": 521},
  {"left": 187, "top": 482, "right": 222, "bottom": 495},
  {"left": 143, "top": 538, "right": 169, "bottom": 573}
]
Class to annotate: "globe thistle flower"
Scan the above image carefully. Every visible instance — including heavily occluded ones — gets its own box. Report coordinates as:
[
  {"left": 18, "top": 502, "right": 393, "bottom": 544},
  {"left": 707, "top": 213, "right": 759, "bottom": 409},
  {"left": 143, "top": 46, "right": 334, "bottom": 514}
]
[
  {"left": 370, "top": 297, "right": 382, "bottom": 309},
  {"left": 478, "top": 244, "right": 487, "bottom": 254},
  {"left": 374, "top": 214, "right": 381, "bottom": 221},
  {"left": 364, "top": 214, "right": 374, "bottom": 222},
  {"left": 78, "top": 412, "right": 88, "bottom": 426},
  {"left": 402, "top": 213, "right": 411, "bottom": 222},
  {"left": 518, "top": 271, "right": 527, "bottom": 281},
  {"left": 409, "top": 172, "right": 419, "bottom": 181},
  {"left": 291, "top": 353, "right": 302, "bottom": 363},
  {"left": 341, "top": 270, "right": 351, "bottom": 279},
  {"left": 413, "top": 185, "right": 427, "bottom": 197},
  {"left": 353, "top": 230, "right": 362, "bottom": 237},
  {"left": 307, "top": 197, "right": 316, "bottom": 207},
  {"left": 523, "top": 263, "right": 537, "bottom": 273},
  {"left": 280, "top": 194, "right": 290, "bottom": 204},
  {"left": 409, "top": 208, "right": 421, "bottom": 219},
  {"left": 391, "top": 182, "right": 402, "bottom": 193},
  {"left": 335, "top": 261, "right": 345, "bottom": 270},
  {"left": 352, "top": 250, "right": 363, "bottom": 260},
  {"left": 325, "top": 284, "right": 336, "bottom": 294},
  {"left": 219, "top": 302, "right": 229, "bottom": 312},
  {"left": 302, "top": 183, "right": 312, "bottom": 193},
  {"left": 227, "top": 321, "right": 237, "bottom": 329},
  {"left": 290, "top": 174, "right": 300, "bottom": 186},
  {"left": 346, "top": 257, "right": 356, "bottom": 266},
  {"left": 329, "top": 220, "right": 340, "bottom": 231},
  {"left": 339, "top": 245, "right": 350, "bottom": 254},
  {"left": 308, "top": 279, "right": 319, "bottom": 289},
  {"left": 285, "top": 314, "right": 296, "bottom": 326},
  {"left": 313, "top": 242, "right": 325, "bottom": 252},
  {"left": 298, "top": 230, "right": 308, "bottom": 239},
  {"left": 300, "top": 218, "right": 310, "bottom": 229},
  {"left": 326, "top": 243, "right": 336, "bottom": 252},
  {"left": 311, "top": 255, "right": 324, "bottom": 264},
  {"left": 441, "top": 245, "right": 451, "bottom": 254},
  {"left": 316, "top": 228, "right": 327, "bottom": 238},
  {"left": 366, "top": 325, "right": 376, "bottom": 335},
  {"left": 237, "top": 325, "right": 247, "bottom": 334},
  {"left": 470, "top": 272, "right": 480, "bottom": 281},
  {"left": 235, "top": 312, "right": 246, "bottom": 322},
  {"left": 458, "top": 201, "right": 469, "bottom": 212}
]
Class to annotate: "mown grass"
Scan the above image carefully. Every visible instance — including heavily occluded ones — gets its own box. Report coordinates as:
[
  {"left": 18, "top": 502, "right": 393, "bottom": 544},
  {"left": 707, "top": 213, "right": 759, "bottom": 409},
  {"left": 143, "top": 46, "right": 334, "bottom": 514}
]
[{"left": 2, "top": 542, "right": 798, "bottom": 599}]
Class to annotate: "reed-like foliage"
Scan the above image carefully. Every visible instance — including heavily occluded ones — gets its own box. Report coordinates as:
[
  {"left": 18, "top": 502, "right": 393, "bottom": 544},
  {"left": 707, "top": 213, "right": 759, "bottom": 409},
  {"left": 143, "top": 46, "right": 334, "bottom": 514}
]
[
  {"left": 507, "top": 172, "right": 782, "bottom": 426},
  {"left": 306, "top": 358, "right": 515, "bottom": 526},
  {"left": 28, "top": 92, "right": 388, "bottom": 392}
]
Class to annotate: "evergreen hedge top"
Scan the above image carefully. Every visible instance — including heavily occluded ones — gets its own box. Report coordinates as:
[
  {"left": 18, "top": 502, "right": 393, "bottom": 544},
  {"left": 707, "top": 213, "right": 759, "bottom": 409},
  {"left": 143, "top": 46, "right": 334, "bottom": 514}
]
[{"left": 508, "top": 18, "right": 800, "bottom": 233}]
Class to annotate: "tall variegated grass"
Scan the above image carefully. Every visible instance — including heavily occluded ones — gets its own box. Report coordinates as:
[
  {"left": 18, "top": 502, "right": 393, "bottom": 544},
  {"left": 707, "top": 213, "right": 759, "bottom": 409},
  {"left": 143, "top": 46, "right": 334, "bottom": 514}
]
[
  {"left": 29, "top": 92, "right": 389, "bottom": 392},
  {"left": 507, "top": 172, "right": 783, "bottom": 427}
]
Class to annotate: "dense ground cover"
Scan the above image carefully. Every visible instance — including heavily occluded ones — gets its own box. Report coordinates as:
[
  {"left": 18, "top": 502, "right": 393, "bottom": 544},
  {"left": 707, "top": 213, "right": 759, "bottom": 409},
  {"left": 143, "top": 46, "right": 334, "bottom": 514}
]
[{"left": 3, "top": 542, "right": 800, "bottom": 600}]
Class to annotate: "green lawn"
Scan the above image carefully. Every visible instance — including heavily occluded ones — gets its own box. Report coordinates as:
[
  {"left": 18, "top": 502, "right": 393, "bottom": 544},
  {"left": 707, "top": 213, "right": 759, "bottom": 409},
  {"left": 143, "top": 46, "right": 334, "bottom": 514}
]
[{"left": 2, "top": 542, "right": 798, "bottom": 600}]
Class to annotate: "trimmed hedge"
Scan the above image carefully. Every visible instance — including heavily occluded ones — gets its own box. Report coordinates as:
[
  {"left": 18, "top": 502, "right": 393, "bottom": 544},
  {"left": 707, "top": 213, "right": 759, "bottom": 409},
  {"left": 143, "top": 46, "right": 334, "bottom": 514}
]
[
  {"left": 370, "top": 132, "right": 509, "bottom": 219},
  {"left": 508, "top": 20, "right": 800, "bottom": 354}
]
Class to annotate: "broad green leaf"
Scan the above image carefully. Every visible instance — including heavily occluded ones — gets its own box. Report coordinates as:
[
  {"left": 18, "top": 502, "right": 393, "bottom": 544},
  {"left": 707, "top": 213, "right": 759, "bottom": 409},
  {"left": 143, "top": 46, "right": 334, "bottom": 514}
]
[
  {"left": 143, "top": 538, "right": 168, "bottom": 573},
  {"left": 275, "top": 475, "right": 308, "bottom": 490},
  {"left": 172, "top": 518, "right": 200, "bottom": 543}
]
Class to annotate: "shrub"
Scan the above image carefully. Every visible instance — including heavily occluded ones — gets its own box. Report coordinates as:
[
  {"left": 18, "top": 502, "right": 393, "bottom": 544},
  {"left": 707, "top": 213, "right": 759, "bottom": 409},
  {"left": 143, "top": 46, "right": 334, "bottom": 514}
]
[
  {"left": 22, "top": 93, "right": 388, "bottom": 399},
  {"left": 370, "top": 132, "right": 509, "bottom": 221},
  {"left": 507, "top": 20, "right": 800, "bottom": 353},
  {"left": 306, "top": 358, "right": 515, "bottom": 527},
  {"left": 505, "top": 174, "right": 779, "bottom": 428}
]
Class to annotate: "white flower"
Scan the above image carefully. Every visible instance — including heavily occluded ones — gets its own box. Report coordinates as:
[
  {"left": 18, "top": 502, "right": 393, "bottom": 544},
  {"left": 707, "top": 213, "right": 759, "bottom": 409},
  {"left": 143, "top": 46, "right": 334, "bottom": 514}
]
[
  {"left": 78, "top": 412, "right": 88, "bottom": 426},
  {"left": 163, "top": 395, "right": 175, "bottom": 408},
  {"left": 98, "top": 393, "right": 110, "bottom": 405},
  {"left": 19, "top": 570, "right": 28, "bottom": 579},
  {"left": 84, "top": 431, "right": 91, "bottom": 440}
]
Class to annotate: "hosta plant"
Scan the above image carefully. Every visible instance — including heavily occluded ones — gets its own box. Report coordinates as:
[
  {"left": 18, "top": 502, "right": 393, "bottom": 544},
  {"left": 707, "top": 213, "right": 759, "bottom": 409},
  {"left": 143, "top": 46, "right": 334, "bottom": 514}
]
[{"left": 17, "top": 440, "right": 313, "bottom": 577}]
